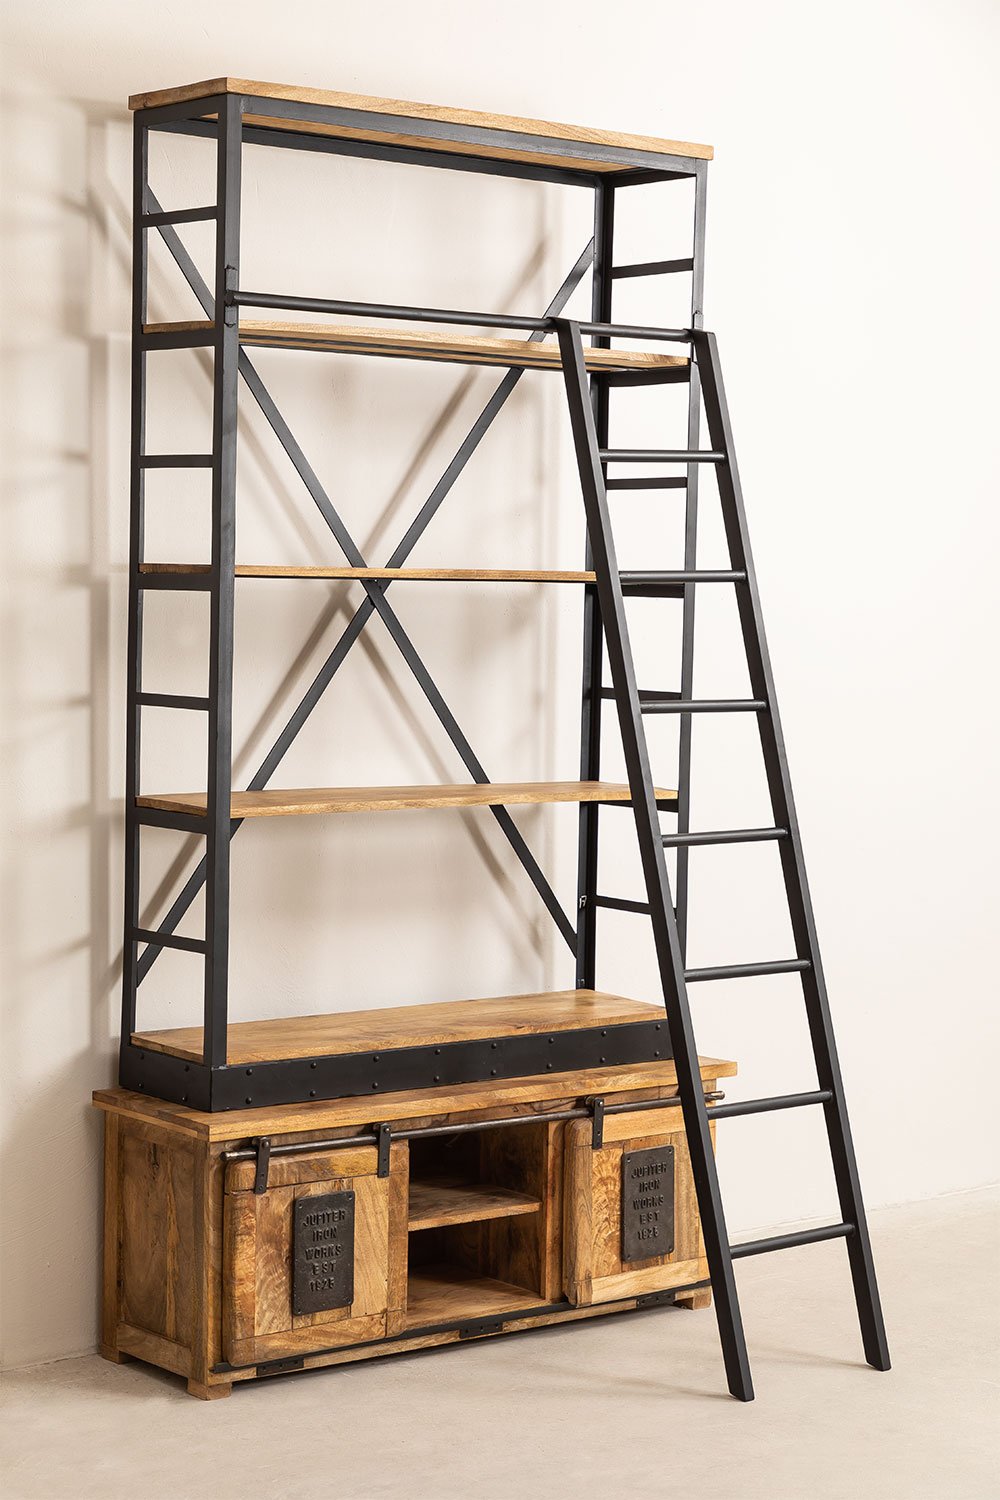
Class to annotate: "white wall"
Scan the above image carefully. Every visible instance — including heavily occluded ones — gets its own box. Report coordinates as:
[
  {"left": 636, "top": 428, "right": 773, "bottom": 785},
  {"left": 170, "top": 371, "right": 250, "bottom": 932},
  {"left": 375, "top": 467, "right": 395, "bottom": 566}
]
[{"left": 2, "top": 0, "right": 998, "bottom": 1369}]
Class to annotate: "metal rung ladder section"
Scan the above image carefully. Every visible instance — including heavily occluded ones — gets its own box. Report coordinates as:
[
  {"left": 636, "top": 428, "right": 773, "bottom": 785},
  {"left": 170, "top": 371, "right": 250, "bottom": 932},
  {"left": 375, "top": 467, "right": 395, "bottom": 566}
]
[{"left": 555, "top": 317, "right": 890, "bottom": 1403}]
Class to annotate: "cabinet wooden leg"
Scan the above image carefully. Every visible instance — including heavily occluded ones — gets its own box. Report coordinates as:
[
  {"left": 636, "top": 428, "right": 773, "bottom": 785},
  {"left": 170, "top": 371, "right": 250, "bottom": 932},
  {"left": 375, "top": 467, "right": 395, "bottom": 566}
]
[
  {"left": 676, "top": 1289, "right": 713, "bottom": 1311},
  {"left": 187, "top": 1378, "right": 232, "bottom": 1401},
  {"left": 99, "top": 1344, "right": 134, "bottom": 1364}
]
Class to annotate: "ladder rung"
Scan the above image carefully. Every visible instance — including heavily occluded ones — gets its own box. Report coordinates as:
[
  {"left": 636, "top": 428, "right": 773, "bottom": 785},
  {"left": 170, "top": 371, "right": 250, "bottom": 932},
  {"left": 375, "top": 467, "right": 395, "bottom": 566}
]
[
  {"left": 620, "top": 569, "right": 745, "bottom": 596},
  {"left": 592, "top": 895, "right": 652, "bottom": 915},
  {"left": 730, "top": 1222, "right": 854, "bottom": 1259},
  {"left": 611, "top": 258, "right": 695, "bottom": 280},
  {"left": 600, "top": 449, "right": 725, "bottom": 464},
  {"left": 605, "top": 477, "right": 687, "bottom": 491},
  {"left": 684, "top": 958, "right": 810, "bottom": 982},
  {"left": 707, "top": 1089, "right": 832, "bottom": 1120},
  {"left": 139, "top": 454, "right": 214, "bottom": 468},
  {"left": 138, "top": 571, "right": 214, "bottom": 592},
  {"left": 662, "top": 827, "right": 787, "bottom": 848},
  {"left": 136, "top": 692, "right": 211, "bottom": 711},
  {"left": 131, "top": 927, "right": 208, "bottom": 955},
  {"left": 640, "top": 698, "right": 767, "bottom": 714}
]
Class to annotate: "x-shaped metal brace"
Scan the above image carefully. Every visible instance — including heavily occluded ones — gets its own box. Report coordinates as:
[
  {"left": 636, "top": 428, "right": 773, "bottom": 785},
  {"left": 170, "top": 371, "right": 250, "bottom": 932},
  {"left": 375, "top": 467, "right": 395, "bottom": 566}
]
[{"left": 137, "top": 195, "right": 595, "bottom": 982}]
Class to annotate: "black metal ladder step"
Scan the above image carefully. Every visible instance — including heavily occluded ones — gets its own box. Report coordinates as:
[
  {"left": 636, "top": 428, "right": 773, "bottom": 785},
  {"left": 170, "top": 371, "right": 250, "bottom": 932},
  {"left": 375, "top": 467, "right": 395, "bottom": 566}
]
[
  {"left": 684, "top": 958, "right": 810, "bottom": 982},
  {"left": 706, "top": 1089, "right": 832, "bottom": 1120},
  {"left": 640, "top": 697, "right": 767, "bottom": 714},
  {"left": 611, "top": 257, "right": 695, "bottom": 280},
  {"left": 731, "top": 1222, "right": 854, "bottom": 1259},
  {"left": 620, "top": 569, "right": 745, "bottom": 596},
  {"left": 600, "top": 687, "right": 681, "bottom": 703},
  {"left": 662, "top": 827, "right": 787, "bottom": 848},
  {"left": 138, "top": 454, "right": 214, "bottom": 468},
  {"left": 600, "top": 448, "right": 725, "bottom": 464}
]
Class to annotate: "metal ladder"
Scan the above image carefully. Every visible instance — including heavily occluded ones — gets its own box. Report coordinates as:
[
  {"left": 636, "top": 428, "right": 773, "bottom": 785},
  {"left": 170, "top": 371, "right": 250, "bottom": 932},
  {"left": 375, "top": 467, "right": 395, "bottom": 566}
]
[{"left": 555, "top": 317, "right": 891, "bottom": 1402}]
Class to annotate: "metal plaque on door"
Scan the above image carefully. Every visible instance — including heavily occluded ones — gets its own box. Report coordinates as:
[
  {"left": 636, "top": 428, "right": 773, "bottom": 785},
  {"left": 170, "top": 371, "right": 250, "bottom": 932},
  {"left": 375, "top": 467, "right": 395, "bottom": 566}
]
[
  {"left": 292, "top": 1190, "right": 355, "bottom": 1314},
  {"left": 621, "top": 1145, "right": 675, "bottom": 1262}
]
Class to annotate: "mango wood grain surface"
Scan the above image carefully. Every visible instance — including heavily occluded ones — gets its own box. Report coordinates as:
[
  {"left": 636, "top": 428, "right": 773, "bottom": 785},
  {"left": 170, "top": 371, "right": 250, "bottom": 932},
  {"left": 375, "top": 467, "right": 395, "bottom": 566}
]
[
  {"left": 404, "top": 1265, "right": 542, "bottom": 1329},
  {"left": 139, "top": 564, "right": 598, "bottom": 583},
  {"left": 136, "top": 779, "right": 676, "bottom": 821},
  {"left": 127, "top": 79, "right": 713, "bottom": 168},
  {"left": 93, "top": 1057, "right": 735, "bottom": 1141},
  {"left": 143, "top": 320, "right": 690, "bottom": 371},
  {"left": 131, "top": 988, "right": 672, "bottom": 1064}
]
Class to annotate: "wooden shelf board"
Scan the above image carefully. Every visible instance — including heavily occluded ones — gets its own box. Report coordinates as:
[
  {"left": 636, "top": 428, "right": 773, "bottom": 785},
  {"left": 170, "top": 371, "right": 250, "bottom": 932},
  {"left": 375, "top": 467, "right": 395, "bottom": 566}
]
[
  {"left": 144, "top": 320, "right": 689, "bottom": 372},
  {"left": 128, "top": 79, "right": 713, "bottom": 174},
  {"left": 404, "top": 1265, "right": 544, "bottom": 1329},
  {"left": 131, "top": 988, "right": 666, "bottom": 1065},
  {"left": 139, "top": 564, "right": 597, "bottom": 584},
  {"left": 136, "top": 780, "right": 676, "bottom": 820},
  {"left": 407, "top": 1179, "right": 541, "bottom": 1232}
]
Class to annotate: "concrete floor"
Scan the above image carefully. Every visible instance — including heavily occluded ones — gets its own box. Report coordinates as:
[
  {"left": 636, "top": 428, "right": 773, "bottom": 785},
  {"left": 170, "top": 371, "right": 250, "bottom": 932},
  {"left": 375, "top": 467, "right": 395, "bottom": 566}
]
[{"left": 1, "top": 1187, "right": 996, "bottom": 1500}]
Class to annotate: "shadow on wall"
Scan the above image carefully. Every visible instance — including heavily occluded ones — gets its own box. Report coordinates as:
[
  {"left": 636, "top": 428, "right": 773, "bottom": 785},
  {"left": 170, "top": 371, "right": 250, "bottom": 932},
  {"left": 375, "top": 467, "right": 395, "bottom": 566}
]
[{"left": 0, "top": 91, "right": 574, "bottom": 1366}]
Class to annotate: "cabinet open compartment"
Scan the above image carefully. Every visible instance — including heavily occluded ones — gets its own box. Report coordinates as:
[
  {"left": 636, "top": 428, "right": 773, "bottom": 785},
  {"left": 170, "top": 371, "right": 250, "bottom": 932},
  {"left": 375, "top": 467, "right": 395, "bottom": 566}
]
[{"left": 400, "top": 1119, "right": 563, "bottom": 1331}]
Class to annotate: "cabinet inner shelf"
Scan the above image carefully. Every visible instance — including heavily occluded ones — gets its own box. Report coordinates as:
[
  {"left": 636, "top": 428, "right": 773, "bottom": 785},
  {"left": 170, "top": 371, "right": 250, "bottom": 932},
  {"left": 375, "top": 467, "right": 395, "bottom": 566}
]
[
  {"left": 130, "top": 988, "right": 666, "bottom": 1064},
  {"left": 139, "top": 564, "right": 597, "bottom": 583},
  {"left": 136, "top": 780, "right": 678, "bottom": 819},
  {"left": 143, "top": 320, "right": 690, "bottom": 372},
  {"left": 408, "top": 1179, "right": 541, "bottom": 1232}
]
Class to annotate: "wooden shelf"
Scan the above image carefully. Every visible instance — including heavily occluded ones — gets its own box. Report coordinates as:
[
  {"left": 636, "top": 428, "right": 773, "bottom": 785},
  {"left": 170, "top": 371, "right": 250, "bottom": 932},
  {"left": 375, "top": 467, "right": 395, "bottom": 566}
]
[
  {"left": 404, "top": 1265, "right": 543, "bottom": 1329},
  {"left": 136, "top": 780, "right": 676, "bottom": 820},
  {"left": 144, "top": 319, "right": 689, "bottom": 373},
  {"left": 408, "top": 1179, "right": 541, "bottom": 1232},
  {"left": 131, "top": 988, "right": 665, "bottom": 1065},
  {"left": 139, "top": 564, "right": 597, "bottom": 584},
  {"left": 128, "top": 79, "right": 713, "bottom": 176}
]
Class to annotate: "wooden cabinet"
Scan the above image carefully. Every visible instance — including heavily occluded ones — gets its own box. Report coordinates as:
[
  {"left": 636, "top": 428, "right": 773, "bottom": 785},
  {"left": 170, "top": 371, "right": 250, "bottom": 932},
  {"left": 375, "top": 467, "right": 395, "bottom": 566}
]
[{"left": 95, "top": 1054, "right": 733, "bottom": 1397}]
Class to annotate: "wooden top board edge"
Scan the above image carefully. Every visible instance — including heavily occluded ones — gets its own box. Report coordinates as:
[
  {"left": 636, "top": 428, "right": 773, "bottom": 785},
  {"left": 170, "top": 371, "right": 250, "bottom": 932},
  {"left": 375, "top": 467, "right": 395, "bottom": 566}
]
[
  {"left": 93, "top": 1055, "right": 737, "bottom": 1139},
  {"left": 135, "top": 781, "right": 679, "bottom": 817},
  {"left": 127, "top": 78, "right": 713, "bottom": 161}
]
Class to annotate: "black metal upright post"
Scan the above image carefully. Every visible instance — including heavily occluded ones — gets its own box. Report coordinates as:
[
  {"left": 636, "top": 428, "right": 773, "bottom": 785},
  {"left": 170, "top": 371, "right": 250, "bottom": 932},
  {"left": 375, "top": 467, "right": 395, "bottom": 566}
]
[
  {"left": 203, "top": 96, "right": 243, "bottom": 1071},
  {"left": 575, "top": 183, "right": 614, "bottom": 988},
  {"left": 674, "top": 161, "right": 708, "bottom": 956},
  {"left": 556, "top": 318, "right": 754, "bottom": 1402},
  {"left": 120, "top": 115, "right": 149, "bottom": 1063},
  {"left": 694, "top": 331, "right": 891, "bottom": 1374}
]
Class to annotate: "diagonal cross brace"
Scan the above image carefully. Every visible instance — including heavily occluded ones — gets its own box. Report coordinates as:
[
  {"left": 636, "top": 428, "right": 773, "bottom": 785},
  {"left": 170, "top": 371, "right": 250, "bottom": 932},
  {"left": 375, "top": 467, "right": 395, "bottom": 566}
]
[{"left": 136, "top": 199, "right": 593, "bottom": 979}]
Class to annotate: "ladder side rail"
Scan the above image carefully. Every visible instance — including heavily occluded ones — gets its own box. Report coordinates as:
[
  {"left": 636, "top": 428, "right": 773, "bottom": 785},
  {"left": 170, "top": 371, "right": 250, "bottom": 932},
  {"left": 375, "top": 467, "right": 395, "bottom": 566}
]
[
  {"left": 575, "top": 182, "right": 614, "bottom": 988},
  {"left": 556, "top": 318, "right": 754, "bottom": 1403},
  {"left": 203, "top": 96, "right": 244, "bottom": 1072},
  {"left": 694, "top": 331, "right": 890, "bottom": 1372}
]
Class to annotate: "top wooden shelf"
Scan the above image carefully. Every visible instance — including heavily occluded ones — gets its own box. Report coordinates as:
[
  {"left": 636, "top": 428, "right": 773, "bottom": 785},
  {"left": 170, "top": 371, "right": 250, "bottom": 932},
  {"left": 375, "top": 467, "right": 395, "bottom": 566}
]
[
  {"left": 144, "top": 319, "right": 690, "bottom": 373},
  {"left": 128, "top": 78, "right": 713, "bottom": 176}
]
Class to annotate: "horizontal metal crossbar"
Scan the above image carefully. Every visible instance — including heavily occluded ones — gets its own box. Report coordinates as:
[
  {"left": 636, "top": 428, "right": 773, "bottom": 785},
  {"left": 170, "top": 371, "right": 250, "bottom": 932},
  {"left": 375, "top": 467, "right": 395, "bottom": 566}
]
[
  {"left": 230, "top": 291, "right": 694, "bottom": 346},
  {"left": 136, "top": 807, "right": 212, "bottom": 835},
  {"left": 135, "top": 692, "right": 211, "bottom": 710},
  {"left": 140, "top": 205, "right": 217, "bottom": 227},
  {"left": 138, "top": 454, "right": 214, "bottom": 468},
  {"left": 601, "top": 687, "right": 681, "bottom": 702},
  {"left": 605, "top": 477, "right": 687, "bottom": 490},
  {"left": 138, "top": 571, "right": 214, "bottom": 591},
  {"left": 600, "top": 448, "right": 725, "bottom": 463},
  {"left": 707, "top": 1089, "right": 833, "bottom": 1120},
  {"left": 593, "top": 895, "right": 652, "bottom": 915},
  {"left": 131, "top": 927, "right": 208, "bottom": 955},
  {"left": 661, "top": 827, "right": 787, "bottom": 848},
  {"left": 730, "top": 1223, "right": 854, "bottom": 1259},
  {"left": 141, "top": 328, "right": 216, "bottom": 351},
  {"left": 611, "top": 258, "right": 694, "bottom": 279},
  {"left": 640, "top": 698, "right": 767, "bottom": 714},
  {"left": 684, "top": 959, "right": 811, "bottom": 982}
]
